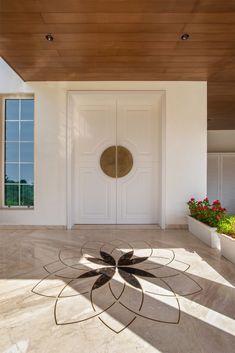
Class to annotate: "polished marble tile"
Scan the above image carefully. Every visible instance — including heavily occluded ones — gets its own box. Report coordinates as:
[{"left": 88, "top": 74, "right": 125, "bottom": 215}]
[{"left": 0, "top": 229, "right": 235, "bottom": 353}]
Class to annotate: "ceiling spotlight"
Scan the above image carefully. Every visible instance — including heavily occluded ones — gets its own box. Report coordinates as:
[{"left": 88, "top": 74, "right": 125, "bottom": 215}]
[
  {"left": 45, "top": 34, "right": 54, "bottom": 41},
  {"left": 181, "top": 33, "right": 190, "bottom": 41}
]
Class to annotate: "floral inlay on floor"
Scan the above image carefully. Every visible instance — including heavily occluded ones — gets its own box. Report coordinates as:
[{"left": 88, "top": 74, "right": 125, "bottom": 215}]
[{"left": 32, "top": 239, "right": 203, "bottom": 333}]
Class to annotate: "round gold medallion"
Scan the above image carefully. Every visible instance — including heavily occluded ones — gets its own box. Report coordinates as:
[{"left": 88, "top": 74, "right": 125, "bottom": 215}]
[
  {"left": 100, "top": 145, "right": 133, "bottom": 178},
  {"left": 117, "top": 145, "right": 133, "bottom": 178},
  {"left": 100, "top": 146, "right": 116, "bottom": 178}
]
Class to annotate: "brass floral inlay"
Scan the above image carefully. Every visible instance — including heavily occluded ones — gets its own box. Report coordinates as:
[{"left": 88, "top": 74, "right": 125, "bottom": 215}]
[{"left": 31, "top": 239, "right": 203, "bottom": 334}]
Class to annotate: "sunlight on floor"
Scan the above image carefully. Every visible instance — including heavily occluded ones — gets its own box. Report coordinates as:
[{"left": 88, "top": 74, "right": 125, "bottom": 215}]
[
  {"left": 3, "top": 340, "right": 29, "bottom": 353},
  {"left": 140, "top": 277, "right": 235, "bottom": 336}
]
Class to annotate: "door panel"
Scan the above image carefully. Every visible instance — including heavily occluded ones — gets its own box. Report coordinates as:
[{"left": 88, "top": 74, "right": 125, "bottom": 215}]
[
  {"left": 221, "top": 155, "right": 235, "bottom": 214},
  {"left": 78, "top": 167, "right": 116, "bottom": 221},
  {"left": 207, "top": 153, "right": 235, "bottom": 214},
  {"left": 116, "top": 95, "right": 161, "bottom": 224},
  {"left": 118, "top": 106, "right": 154, "bottom": 157},
  {"left": 72, "top": 94, "right": 117, "bottom": 224},
  {"left": 117, "top": 167, "right": 157, "bottom": 223}
]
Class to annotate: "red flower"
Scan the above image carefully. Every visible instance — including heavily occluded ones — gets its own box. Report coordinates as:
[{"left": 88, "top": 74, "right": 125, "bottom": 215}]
[
  {"left": 190, "top": 198, "right": 195, "bottom": 201},
  {"left": 213, "top": 200, "right": 220, "bottom": 205},
  {"left": 187, "top": 197, "right": 226, "bottom": 227}
]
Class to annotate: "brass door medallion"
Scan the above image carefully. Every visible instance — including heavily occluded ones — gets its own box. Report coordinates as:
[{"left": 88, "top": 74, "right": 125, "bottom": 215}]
[
  {"left": 100, "top": 146, "right": 133, "bottom": 178},
  {"left": 117, "top": 146, "right": 133, "bottom": 178},
  {"left": 100, "top": 146, "right": 116, "bottom": 178}
]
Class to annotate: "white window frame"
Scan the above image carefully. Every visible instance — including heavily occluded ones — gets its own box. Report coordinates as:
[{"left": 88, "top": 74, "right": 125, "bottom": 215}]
[{"left": 1, "top": 95, "right": 35, "bottom": 209}]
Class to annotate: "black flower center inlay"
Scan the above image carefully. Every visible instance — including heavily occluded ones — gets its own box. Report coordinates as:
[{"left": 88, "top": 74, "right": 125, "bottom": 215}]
[{"left": 82, "top": 251, "right": 155, "bottom": 290}]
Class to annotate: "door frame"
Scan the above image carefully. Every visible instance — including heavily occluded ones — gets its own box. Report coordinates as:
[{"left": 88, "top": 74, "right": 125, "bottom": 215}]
[{"left": 66, "top": 90, "right": 166, "bottom": 229}]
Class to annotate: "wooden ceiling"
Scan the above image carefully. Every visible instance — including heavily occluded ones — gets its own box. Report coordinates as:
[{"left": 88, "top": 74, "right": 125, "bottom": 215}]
[{"left": 0, "top": 1, "right": 235, "bottom": 129}]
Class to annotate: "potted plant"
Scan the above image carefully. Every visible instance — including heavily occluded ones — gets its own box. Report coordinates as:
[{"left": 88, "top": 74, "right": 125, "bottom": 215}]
[
  {"left": 187, "top": 198, "right": 226, "bottom": 249},
  {"left": 217, "top": 216, "right": 235, "bottom": 264}
]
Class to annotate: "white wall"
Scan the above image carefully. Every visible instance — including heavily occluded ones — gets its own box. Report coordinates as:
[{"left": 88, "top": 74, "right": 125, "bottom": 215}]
[
  {"left": 0, "top": 58, "right": 25, "bottom": 92},
  {"left": 165, "top": 83, "right": 207, "bottom": 224},
  {"left": 0, "top": 59, "right": 207, "bottom": 226},
  {"left": 208, "top": 130, "right": 235, "bottom": 152}
]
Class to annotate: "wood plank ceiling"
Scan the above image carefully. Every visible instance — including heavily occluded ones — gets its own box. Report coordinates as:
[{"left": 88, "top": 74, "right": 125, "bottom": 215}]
[{"left": 0, "top": 0, "right": 235, "bottom": 129}]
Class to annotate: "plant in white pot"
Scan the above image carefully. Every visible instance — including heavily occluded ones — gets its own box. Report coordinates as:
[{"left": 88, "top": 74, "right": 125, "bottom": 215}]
[
  {"left": 187, "top": 198, "right": 226, "bottom": 249},
  {"left": 217, "top": 216, "right": 235, "bottom": 264}
]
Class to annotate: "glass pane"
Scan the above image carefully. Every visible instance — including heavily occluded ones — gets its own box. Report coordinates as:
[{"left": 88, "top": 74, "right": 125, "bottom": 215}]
[
  {"left": 5, "top": 142, "right": 19, "bottom": 162},
  {"left": 5, "top": 121, "right": 19, "bottom": 141},
  {"left": 20, "top": 164, "right": 33, "bottom": 185},
  {"left": 20, "top": 143, "right": 33, "bottom": 162},
  {"left": 21, "top": 99, "right": 34, "bottom": 121},
  {"left": 5, "top": 99, "right": 19, "bottom": 120},
  {"left": 5, "top": 164, "right": 19, "bottom": 184},
  {"left": 20, "top": 121, "right": 34, "bottom": 141},
  {"left": 5, "top": 185, "right": 19, "bottom": 206},
  {"left": 20, "top": 185, "right": 34, "bottom": 206},
  {"left": 4, "top": 99, "right": 34, "bottom": 207}
]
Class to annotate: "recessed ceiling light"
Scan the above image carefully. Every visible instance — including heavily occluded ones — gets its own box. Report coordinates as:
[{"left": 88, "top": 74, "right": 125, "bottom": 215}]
[
  {"left": 181, "top": 33, "right": 190, "bottom": 41},
  {"left": 45, "top": 34, "right": 54, "bottom": 41}
]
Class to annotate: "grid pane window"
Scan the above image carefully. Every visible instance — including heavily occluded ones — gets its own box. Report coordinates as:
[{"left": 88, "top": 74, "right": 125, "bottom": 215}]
[
  {"left": 4, "top": 99, "right": 34, "bottom": 207},
  {"left": 5, "top": 99, "right": 19, "bottom": 120}
]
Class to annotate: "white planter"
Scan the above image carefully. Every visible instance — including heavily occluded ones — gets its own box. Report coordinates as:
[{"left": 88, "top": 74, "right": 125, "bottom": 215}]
[
  {"left": 187, "top": 215, "right": 220, "bottom": 249},
  {"left": 218, "top": 233, "right": 235, "bottom": 265}
]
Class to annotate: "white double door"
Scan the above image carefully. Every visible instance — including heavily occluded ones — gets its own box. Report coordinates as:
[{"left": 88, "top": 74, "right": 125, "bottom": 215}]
[{"left": 71, "top": 92, "right": 161, "bottom": 224}]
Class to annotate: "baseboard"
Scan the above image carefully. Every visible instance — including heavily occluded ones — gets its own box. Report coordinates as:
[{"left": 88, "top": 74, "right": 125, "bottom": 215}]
[
  {"left": 0, "top": 224, "right": 188, "bottom": 231},
  {"left": 72, "top": 224, "right": 161, "bottom": 230},
  {"left": 165, "top": 224, "right": 188, "bottom": 230},
  {"left": 0, "top": 225, "right": 66, "bottom": 230}
]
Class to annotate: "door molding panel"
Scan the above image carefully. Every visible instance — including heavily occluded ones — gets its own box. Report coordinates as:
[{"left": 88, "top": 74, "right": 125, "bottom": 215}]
[{"left": 67, "top": 91, "right": 166, "bottom": 228}]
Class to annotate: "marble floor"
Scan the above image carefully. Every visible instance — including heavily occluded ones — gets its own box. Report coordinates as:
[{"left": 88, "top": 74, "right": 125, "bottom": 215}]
[{"left": 0, "top": 228, "right": 235, "bottom": 353}]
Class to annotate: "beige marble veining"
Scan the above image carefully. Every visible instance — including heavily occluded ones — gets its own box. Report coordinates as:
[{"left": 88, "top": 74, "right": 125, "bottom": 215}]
[{"left": 0, "top": 228, "right": 235, "bottom": 353}]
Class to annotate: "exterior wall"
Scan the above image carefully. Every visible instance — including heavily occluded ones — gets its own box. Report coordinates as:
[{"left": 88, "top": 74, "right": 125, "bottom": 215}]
[
  {"left": 165, "top": 83, "right": 207, "bottom": 225},
  {"left": 208, "top": 130, "right": 235, "bottom": 152},
  {"left": 0, "top": 59, "right": 207, "bottom": 226},
  {"left": 0, "top": 58, "right": 25, "bottom": 92}
]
